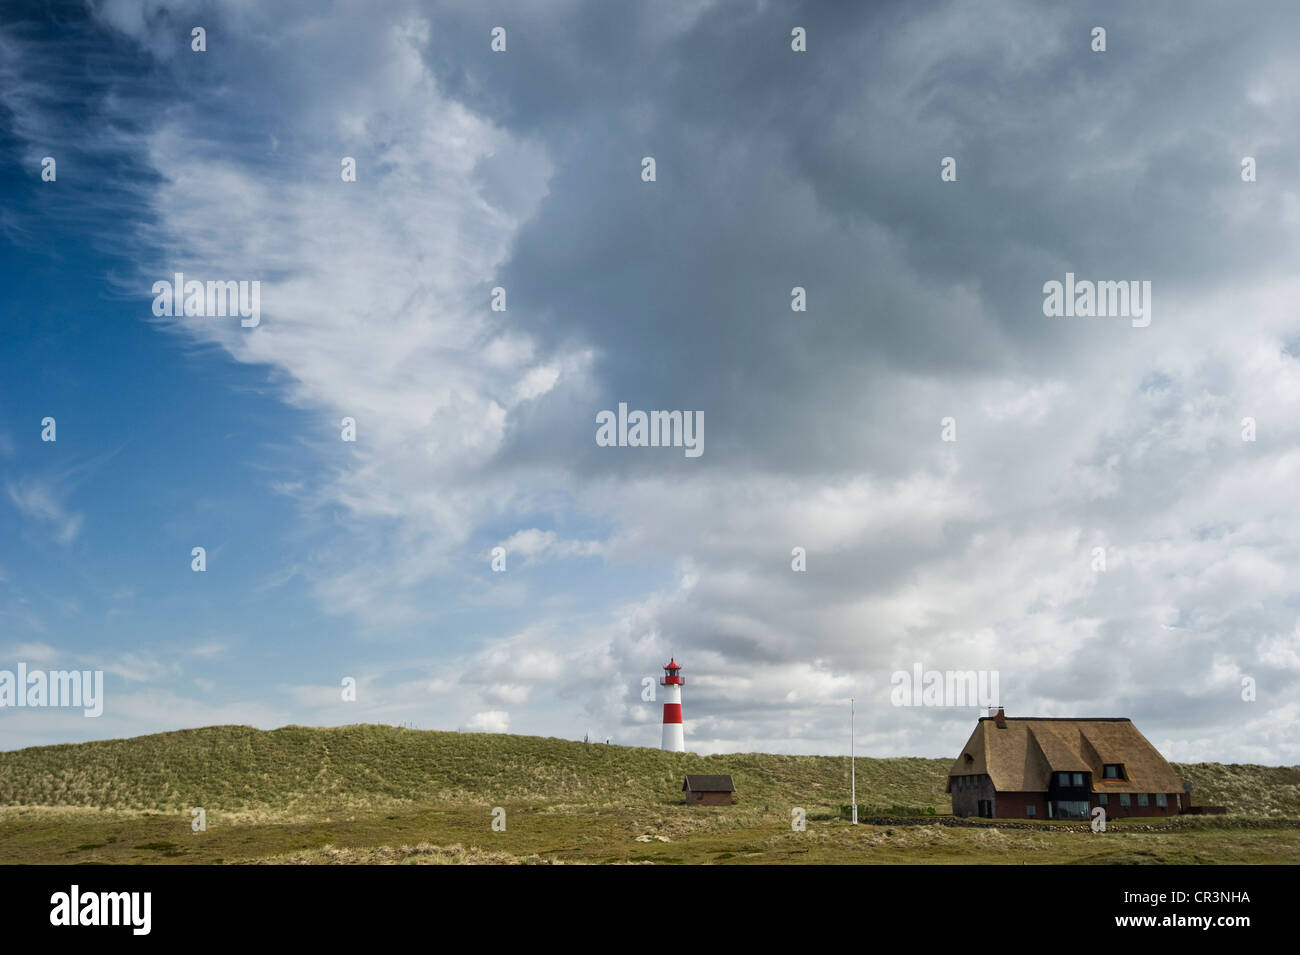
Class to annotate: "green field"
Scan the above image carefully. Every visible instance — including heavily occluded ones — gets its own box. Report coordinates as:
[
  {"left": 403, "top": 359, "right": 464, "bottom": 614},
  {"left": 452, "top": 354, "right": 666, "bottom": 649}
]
[{"left": 1, "top": 724, "right": 1296, "bottom": 864}]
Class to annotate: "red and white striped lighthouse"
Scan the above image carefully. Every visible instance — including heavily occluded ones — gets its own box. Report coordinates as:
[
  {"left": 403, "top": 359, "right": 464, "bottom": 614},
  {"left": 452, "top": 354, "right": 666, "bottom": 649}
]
[{"left": 660, "top": 658, "right": 685, "bottom": 752}]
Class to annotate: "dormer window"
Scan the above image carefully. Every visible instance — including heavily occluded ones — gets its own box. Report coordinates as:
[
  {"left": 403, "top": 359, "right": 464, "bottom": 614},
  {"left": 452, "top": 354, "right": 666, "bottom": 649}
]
[{"left": 1103, "top": 763, "right": 1125, "bottom": 780}]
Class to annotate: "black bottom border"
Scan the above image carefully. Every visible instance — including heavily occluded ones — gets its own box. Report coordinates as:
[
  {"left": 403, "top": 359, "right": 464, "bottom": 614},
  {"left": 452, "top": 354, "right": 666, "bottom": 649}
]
[{"left": 0, "top": 863, "right": 1283, "bottom": 940}]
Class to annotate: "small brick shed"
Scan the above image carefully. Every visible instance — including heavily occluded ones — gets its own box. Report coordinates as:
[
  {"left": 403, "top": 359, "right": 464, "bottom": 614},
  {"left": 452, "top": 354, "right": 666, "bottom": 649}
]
[{"left": 682, "top": 774, "right": 735, "bottom": 805}]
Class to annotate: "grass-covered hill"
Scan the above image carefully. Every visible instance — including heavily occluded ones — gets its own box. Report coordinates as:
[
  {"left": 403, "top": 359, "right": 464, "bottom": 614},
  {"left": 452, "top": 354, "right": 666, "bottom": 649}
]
[
  {"left": 0, "top": 724, "right": 945, "bottom": 815},
  {"left": 0, "top": 724, "right": 1296, "bottom": 818}
]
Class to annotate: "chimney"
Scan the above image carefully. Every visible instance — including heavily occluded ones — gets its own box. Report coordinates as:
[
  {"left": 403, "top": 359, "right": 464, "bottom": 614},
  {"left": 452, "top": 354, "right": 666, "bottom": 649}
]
[{"left": 990, "top": 706, "right": 1007, "bottom": 728}]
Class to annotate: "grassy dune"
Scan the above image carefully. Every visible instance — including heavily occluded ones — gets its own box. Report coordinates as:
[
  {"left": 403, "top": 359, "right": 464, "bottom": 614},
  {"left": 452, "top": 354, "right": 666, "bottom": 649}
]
[
  {"left": 0, "top": 723, "right": 951, "bottom": 816},
  {"left": 0, "top": 724, "right": 1296, "bottom": 864}
]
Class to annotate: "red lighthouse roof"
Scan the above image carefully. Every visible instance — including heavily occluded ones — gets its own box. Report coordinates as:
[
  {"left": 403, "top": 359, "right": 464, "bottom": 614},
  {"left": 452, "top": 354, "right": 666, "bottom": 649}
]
[{"left": 664, "top": 658, "right": 681, "bottom": 670}]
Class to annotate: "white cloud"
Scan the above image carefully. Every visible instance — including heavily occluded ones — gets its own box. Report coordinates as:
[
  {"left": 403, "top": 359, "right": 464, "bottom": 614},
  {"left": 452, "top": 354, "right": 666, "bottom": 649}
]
[
  {"left": 97, "top": 652, "right": 175, "bottom": 683},
  {"left": 5, "top": 479, "right": 83, "bottom": 544},
  {"left": 464, "top": 710, "right": 510, "bottom": 733},
  {"left": 498, "top": 528, "right": 603, "bottom": 565},
  {"left": 2, "top": 642, "right": 60, "bottom": 664}
]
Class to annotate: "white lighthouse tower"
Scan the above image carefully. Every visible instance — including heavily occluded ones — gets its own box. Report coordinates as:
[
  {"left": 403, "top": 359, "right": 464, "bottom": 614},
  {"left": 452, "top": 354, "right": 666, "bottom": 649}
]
[{"left": 660, "top": 658, "right": 685, "bottom": 752}]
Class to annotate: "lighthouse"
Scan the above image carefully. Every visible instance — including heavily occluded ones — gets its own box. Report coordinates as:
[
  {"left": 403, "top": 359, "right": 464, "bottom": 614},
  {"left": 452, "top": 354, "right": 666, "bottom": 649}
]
[{"left": 660, "top": 658, "right": 685, "bottom": 752}]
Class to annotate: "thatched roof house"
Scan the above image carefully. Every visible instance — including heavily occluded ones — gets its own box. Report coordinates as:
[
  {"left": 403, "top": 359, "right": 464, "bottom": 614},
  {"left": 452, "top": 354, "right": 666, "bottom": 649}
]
[{"left": 948, "top": 709, "right": 1187, "bottom": 820}]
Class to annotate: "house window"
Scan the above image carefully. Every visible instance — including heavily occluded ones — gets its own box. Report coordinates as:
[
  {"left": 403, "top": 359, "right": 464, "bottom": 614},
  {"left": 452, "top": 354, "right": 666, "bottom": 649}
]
[
  {"left": 1099, "top": 794, "right": 1108, "bottom": 806},
  {"left": 1026, "top": 805, "right": 1036, "bottom": 818},
  {"left": 1138, "top": 793, "right": 1149, "bottom": 807},
  {"left": 1072, "top": 773, "right": 1084, "bottom": 787},
  {"left": 1050, "top": 800, "right": 1090, "bottom": 820},
  {"left": 1155, "top": 793, "right": 1167, "bottom": 808},
  {"left": 1120, "top": 794, "right": 1131, "bottom": 807},
  {"left": 1103, "top": 764, "right": 1124, "bottom": 779}
]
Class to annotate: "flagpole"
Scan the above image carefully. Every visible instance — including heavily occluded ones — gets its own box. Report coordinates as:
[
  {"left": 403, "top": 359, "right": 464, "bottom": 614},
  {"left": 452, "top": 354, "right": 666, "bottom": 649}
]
[{"left": 851, "top": 696, "right": 857, "bottom": 825}]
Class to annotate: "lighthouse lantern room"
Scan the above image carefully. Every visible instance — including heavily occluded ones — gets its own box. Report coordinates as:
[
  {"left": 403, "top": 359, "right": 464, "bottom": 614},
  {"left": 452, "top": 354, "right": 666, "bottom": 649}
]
[{"left": 660, "top": 658, "right": 686, "bottom": 752}]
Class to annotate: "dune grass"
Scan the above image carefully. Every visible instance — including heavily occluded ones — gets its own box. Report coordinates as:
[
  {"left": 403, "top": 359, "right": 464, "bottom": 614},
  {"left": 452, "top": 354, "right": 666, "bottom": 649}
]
[
  {"left": 0, "top": 724, "right": 1295, "bottom": 864},
  {"left": 0, "top": 723, "right": 952, "bottom": 815}
]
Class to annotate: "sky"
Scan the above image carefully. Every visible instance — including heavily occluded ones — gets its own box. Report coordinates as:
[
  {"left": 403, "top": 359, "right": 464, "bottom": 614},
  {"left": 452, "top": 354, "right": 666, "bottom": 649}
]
[{"left": 1, "top": 0, "right": 1298, "bottom": 763}]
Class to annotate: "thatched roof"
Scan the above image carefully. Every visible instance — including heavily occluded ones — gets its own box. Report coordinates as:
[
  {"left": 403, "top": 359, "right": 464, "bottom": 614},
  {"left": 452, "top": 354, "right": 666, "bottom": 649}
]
[{"left": 947, "top": 717, "right": 1184, "bottom": 794}]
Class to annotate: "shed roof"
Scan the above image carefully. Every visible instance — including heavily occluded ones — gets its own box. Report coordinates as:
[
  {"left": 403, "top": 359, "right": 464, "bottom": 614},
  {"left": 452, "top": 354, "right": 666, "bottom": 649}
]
[
  {"left": 682, "top": 774, "right": 735, "bottom": 792},
  {"left": 947, "top": 717, "right": 1184, "bottom": 794}
]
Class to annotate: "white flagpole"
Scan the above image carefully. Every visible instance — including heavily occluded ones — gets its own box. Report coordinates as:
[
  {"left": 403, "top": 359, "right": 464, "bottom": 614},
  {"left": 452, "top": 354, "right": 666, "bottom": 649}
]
[{"left": 851, "top": 696, "right": 857, "bottom": 825}]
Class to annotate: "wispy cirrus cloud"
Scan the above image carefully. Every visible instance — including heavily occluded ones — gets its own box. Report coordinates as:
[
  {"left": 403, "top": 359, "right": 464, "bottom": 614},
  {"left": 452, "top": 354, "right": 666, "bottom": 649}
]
[{"left": 6, "top": 478, "right": 83, "bottom": 545}]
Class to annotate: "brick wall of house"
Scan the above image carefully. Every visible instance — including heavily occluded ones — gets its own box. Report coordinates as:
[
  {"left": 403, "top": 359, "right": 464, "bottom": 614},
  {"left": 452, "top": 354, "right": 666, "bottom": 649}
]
[
  {"left": 953, "top": 786, "right": 1186, "bottom": 819},
  {"left": 992, "top": 791, "right": 1049, "bottom": 819},
  {"left": 1093, "top": 793, "right": 1183, "bottom": 819},
  {"left": 686, "top": 791, "right": 733, "bottom": 805},
  {"left": 950, "top": 775, "right": 996, "bottom": 817}
]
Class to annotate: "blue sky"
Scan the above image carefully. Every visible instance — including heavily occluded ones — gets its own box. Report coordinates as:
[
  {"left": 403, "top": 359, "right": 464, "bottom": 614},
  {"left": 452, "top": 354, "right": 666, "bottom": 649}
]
[{"left": 2, "top": 0, "right": 1299, "bottom": 763}]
